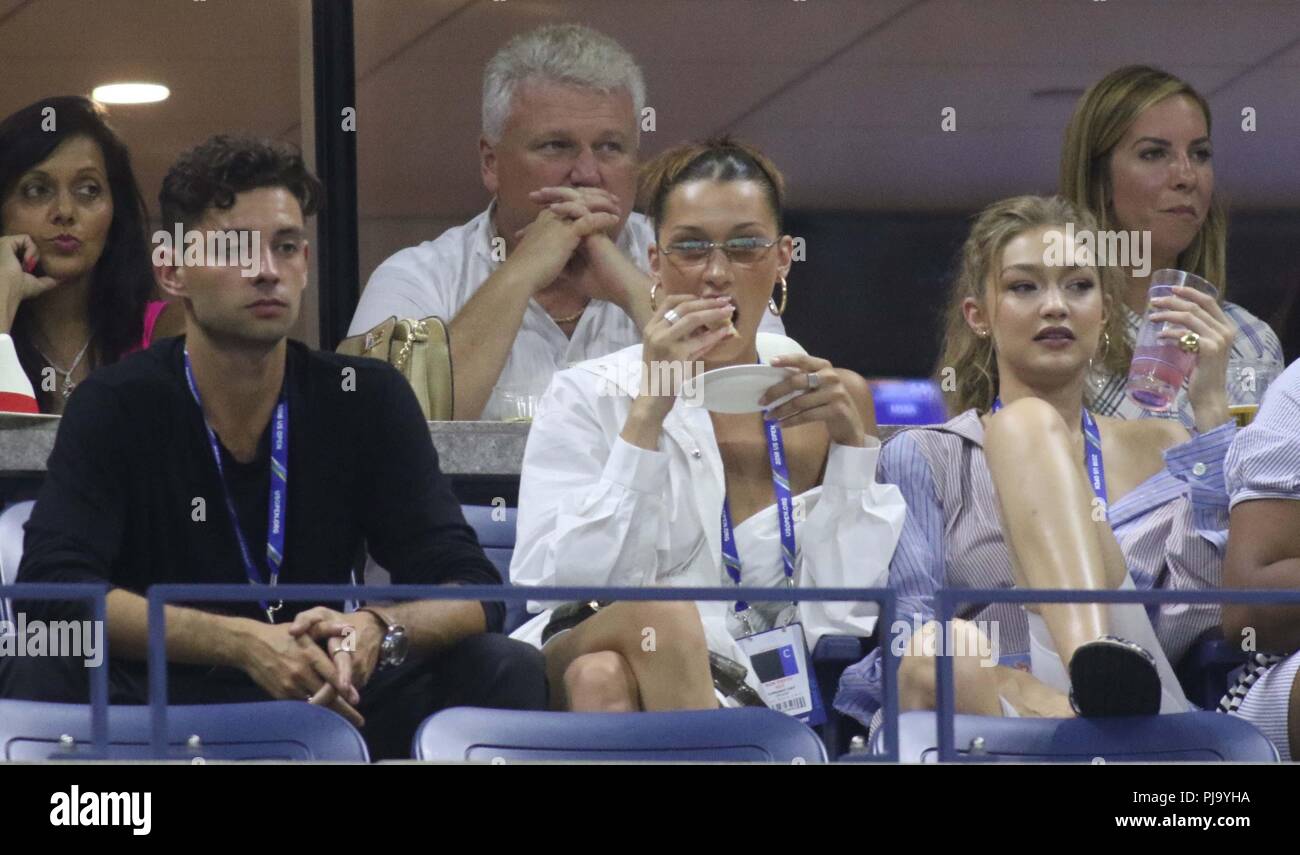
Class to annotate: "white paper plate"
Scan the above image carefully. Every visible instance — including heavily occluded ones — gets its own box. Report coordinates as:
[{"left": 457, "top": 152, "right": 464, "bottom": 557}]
[{"left": 686, "top": 364, "right": 802, "bottom": 414}]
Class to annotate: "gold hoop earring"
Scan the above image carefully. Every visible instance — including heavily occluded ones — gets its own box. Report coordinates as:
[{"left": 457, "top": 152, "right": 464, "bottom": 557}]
[
  {"left": 1088, "top": 329, "right": 1112, "bottom": 390},
  {"left": 769, "top": 276, "right": 788, "bottom": 316},
  {"left": 650, "top": 280, "right": 660, "bottom": 312}
]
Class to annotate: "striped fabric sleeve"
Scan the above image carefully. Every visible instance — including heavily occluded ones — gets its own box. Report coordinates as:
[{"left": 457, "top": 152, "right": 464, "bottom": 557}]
[
  {"left": 1164, "top": 420, "right": 1236, "bottom": 531},
  {"left": 1152, "top": 421, "right": 1237, "bottom": 663},
  {"left": 833, "top": 430, "right": 947, "bottom": 721},
  {"left": 1226, "top": 359, "right": 1300, "bottom": 507},
  {"left": 1224, "top": 302, "right": 1285, "bottom": 364}
]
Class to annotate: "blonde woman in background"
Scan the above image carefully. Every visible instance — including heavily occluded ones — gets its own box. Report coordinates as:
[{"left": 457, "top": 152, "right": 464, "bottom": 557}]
[{"left": 1060, "top": 65, "right": 1283, "bottom": 425}]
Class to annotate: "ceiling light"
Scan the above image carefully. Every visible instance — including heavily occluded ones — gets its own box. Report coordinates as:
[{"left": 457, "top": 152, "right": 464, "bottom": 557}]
[{"left": 92, "top": 83, "right": 170, "bottom": 105}]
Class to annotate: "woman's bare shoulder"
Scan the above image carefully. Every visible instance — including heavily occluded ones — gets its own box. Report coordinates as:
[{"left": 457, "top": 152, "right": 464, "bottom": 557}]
[
  {"left": 1101, "top": 414, "right": 1189, "bottom": 455},
  {"left": 834, "top": 367, "right": 877, "bottom": 434}
]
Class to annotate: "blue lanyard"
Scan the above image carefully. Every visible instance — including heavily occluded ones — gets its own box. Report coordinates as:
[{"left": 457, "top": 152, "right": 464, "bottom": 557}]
[
  {"left": 721, "top": 416, "right": 798, "bottom": 618},
  {"left": 991, "top": 397, "right": 1108, "bottom": 511},
  {"left": 184, "top": 350, "right": 289, "bottom": 623}
]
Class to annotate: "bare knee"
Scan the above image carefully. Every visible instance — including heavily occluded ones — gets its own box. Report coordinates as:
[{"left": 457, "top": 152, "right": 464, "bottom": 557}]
[
  {"left": 563, "top": 651, "right": 639, "bottom": 712},
  {"left": 899, "top": 652, "right": 937, "bottom": 711},
  {"left": 897, "top": 620, "right": 999, "bottom": 714},
  {"left": 948, "top": 619, "right": 997, "bottom": 677},
  {"left": 985, "top": 397, "right": 1067, "bottom": 452}
]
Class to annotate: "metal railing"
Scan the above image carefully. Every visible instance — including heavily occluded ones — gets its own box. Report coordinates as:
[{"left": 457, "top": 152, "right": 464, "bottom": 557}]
[
  {"left": 146, "top": 583, "right": 899, "bottom": 760},
  {"left": 0, "top": 583, "right": 110, "bottom": 755},
  {"left": 10, "top": 581, "right": 1300, "bottom": 762}
]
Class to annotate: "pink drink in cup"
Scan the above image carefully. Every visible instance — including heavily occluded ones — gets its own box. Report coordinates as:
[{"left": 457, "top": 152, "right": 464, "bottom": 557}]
[{"left": 1125, "top": 269, "right": 1218, "bottom": 412}]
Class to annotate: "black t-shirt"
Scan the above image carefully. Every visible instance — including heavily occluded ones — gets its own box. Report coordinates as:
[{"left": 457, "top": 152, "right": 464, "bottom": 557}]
[{"left": 17, "top": 336, "right": 503, "bottom": 630}]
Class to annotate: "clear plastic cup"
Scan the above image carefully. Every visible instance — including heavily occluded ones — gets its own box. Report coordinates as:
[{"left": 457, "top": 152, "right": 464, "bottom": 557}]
[
  {"left": 499, "top": 389, "right": 543, "bottom": 423},
  {"left": 1227, "top": 359, "right": 1281, "bottom": 427},
  {"left": 1125, "top": 269, "right": 1218, "bottom": 412}
]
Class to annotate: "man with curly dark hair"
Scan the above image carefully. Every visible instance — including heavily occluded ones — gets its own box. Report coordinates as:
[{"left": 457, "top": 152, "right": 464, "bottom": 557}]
[{"left": 2, "top": 135, "right": 547, "bottom": 759}]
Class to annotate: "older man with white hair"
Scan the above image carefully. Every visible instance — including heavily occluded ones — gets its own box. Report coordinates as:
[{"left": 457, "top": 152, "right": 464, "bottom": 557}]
[{"left": 349, "top": 23, "right": 784, "bottom": 420}]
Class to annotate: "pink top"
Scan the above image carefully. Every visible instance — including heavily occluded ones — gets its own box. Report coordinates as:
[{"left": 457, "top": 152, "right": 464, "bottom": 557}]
[
  {"left": 128, "top": 300, "right": 170, "bottom": 354},
  {"left": 0, "top": 300, "right": 175, "bottom": 414}
]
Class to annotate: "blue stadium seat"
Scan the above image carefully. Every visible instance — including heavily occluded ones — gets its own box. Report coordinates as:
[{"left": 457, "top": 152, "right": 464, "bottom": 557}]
[
  {"left": 859, "top": 710, "right": 1279, "bottom": 762},
  {"left": 868, "top": 379, "right": 947, "bottom": 425},
  {"left": 0, "top": 699, "right": 369, "bottom": 761},
  {"left": 461, "top": 504, "right": 529, "bottom": 634},
  {"left": 812, "top": 634, "right": 870, "bottom": 754},
  {"left": 413, "top": 706, "right": 828, "bottom": 762},
  {"left": 0, "top": 500, "right": 35, "bottom": 625},
  {"left": 1176, "top": 631, "right": 1249, "bottom": 710}
]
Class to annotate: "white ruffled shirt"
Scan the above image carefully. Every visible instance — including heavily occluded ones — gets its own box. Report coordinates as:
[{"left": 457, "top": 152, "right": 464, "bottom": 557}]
[{"left": 508, "top": 340, "right": 907, "bottom": 678}]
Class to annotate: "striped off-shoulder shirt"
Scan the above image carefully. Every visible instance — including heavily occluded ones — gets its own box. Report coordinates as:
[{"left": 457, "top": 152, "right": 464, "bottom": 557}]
[
  {"left": 834, "top": 409, "right": 1237, "bottom": 725},
  {"left": 1226, "top": 358, "right": 1300, "bottom": 507}
]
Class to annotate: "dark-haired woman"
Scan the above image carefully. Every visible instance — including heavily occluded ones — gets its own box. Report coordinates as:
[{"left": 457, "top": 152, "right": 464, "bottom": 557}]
[
  {"left": 0, "top": 96, "right": 182, "bottom": 413},
  {"left": 509, "top": 138, "right": 905, "bottom": 712}
]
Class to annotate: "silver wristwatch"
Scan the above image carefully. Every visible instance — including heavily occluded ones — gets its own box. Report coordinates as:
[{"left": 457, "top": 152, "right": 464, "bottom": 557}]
[{"left": 359, "top": 607, "right": 409, "bottom": 670}]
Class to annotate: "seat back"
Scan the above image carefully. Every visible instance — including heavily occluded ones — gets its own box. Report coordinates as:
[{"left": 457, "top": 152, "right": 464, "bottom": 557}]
[
  {"left": 0, "top": 699, "right": 369, "bottom": 761},
  {"left": 865, "top": 710, "right": 1279, "bottom": 763},
  {"left": 461, "top": 503, "right": 517, "bottom": 558},
  {"left": 460, "top": 504, "right": 528, "bottom": 634},
  {"left": 414, "top": 707, "right": 828, "bottom": 763},
  {"left": 0, "top": 500, "right": 34, "bottom": 625},
  {"left": 811, "top": 634, "right": 872, "bottom": 756},
  {"left": 1176, "top": 632, "right": 1249, "bottom": 710},
  {"left": 867, "top": 379, "right": 947, "bottom": 425}
]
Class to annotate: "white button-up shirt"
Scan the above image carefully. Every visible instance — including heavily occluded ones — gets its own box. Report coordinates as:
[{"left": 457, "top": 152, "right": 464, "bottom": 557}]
[
  {"left": 350, "top": 203, "right": 787, "bottom": 420},
  {"left": 508, "top": 341, "right": 907, "bottom": 677}
]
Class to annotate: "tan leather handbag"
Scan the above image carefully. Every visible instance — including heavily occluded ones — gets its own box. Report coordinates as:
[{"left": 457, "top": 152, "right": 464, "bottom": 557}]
[{"left": 336, "top": 316, "right": 454, "bottom": 420}]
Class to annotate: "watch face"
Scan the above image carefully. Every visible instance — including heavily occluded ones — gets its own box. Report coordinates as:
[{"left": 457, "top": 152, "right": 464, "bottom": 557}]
[{"left": 387, "top": 627, "right": 410, "bottom": 666}]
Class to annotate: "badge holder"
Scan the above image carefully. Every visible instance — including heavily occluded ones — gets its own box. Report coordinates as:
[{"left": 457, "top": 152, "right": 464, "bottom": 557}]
[
  {"left": 735, "top": 606, "right": 826, "bottom": 727},
  {"left": 722, "top": 412, "right": 826, "bottom": 726}
]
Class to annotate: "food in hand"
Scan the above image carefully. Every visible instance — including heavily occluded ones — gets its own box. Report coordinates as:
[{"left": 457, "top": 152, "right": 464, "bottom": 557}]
[{"left": 721, "top": 295, "right": 738, "bottom": 336}]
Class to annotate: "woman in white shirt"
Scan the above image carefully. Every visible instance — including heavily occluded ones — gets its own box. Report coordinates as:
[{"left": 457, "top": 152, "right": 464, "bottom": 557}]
[{"left": 509, "top": 138, "right": 905, "bottom": 712}]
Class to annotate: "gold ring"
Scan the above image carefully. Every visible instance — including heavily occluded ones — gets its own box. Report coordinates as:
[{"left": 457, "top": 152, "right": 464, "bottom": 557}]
[{"left": 1177, "top": 331, "right": 1201, "bottom": 354}]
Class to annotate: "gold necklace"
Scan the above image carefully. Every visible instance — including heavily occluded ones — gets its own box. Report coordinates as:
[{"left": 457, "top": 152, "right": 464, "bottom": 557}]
[{"left": 548, "top": 304, "right": 588, "bottom": 325}]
